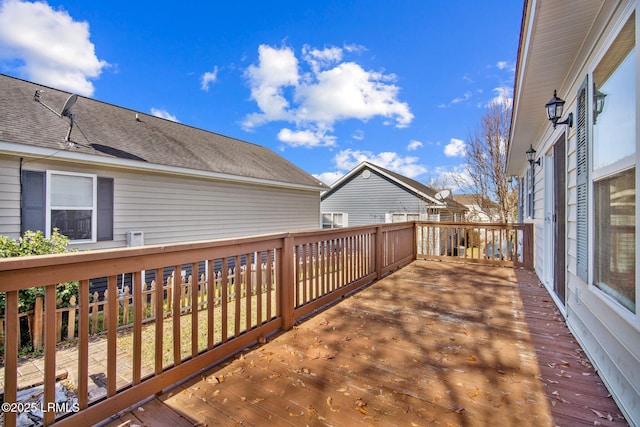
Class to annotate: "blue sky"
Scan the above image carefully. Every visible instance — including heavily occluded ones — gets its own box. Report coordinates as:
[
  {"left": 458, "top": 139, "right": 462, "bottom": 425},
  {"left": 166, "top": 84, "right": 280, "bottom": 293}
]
[{"left": 0, "top": 0, "right": 522, "bottom": 188}]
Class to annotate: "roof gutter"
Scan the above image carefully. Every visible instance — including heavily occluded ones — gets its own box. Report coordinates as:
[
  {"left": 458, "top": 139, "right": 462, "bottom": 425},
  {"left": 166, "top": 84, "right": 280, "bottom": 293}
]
[{"left": 0, "top": 141, "right": 327, "bottom": 192}]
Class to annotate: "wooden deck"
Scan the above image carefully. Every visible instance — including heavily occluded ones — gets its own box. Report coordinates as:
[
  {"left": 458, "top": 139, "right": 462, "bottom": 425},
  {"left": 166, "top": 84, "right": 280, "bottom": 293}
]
[{"left": 102, "top": 260, "right": 627, "bottom": 427}]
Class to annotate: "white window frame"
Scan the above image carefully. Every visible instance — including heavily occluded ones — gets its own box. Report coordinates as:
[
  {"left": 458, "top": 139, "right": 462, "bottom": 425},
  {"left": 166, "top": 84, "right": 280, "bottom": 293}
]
[
  {"left": 46, "top": 170, "right": 98, "bottom": 243},
  {"left": 321, "top": 212, "right": 348, "bottom": 229},
  {"left": 585, "top": 8, "right": 638, "bottom": 321},
  {"left": 386, "top": 212, "right": 422, "bottom": 223}
]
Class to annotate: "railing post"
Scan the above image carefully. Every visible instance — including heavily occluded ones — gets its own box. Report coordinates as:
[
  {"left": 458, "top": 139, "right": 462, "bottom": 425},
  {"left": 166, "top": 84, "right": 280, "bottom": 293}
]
[
  {"left": 375, "top": 226, "right": 383, "bottom": 280},
  {"left": 280, "top": 234, "right": 295, "bottom": 330},
  {"left": 523, "top": 223, "right": 534, "bottom": 270}
]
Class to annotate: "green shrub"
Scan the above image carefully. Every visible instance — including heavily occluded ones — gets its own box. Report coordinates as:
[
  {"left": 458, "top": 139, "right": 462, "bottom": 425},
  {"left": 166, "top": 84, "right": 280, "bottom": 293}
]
[{"left": 0, "top": 229, "right": 78, "bottom": 312}]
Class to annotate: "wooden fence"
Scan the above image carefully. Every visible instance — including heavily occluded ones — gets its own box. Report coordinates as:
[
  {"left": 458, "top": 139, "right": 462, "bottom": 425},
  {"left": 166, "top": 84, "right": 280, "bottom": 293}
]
[
  {"left": 0, "top": 263, "right": 276, "bottom": 351},
  {"left": 0, "top": 222, "right": 529, "bottom": 426}
]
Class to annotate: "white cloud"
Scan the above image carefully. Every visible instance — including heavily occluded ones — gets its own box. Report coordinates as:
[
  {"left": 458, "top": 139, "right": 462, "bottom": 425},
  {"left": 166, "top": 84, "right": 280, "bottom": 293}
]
[
  {"left": 314, "top": 171, "right": 344, "bottom": 186},
  {"left": 444, "top": 138, "right": 466, "bottom": 157},
  {"left": 200, "top": 66, "right": 218, "bottom": 91},
  {"left": 277, "top": 127, "right": 336, "bottom": 148},
  {"left": 496, "top": 60, "right": 515, "bottom": 72},
  {"left": 432, "top": 165, "right": 474, "bottom": 192},
  {"left": 351, "top": 129, "right": 365, "bottom": 141},
  {"left": 0, "top": 0, "right": 108, "bottom": 96},
  {"left": 302, "top": 45, "right": 342, "bottom": 73},
  {"left": 333, "top": 148, "right": 426, "bottom": 178},
  {"left": 407, "top": 140, "right": 423, "bottom": 151},
  {"left": 242, "top": 43, "right": 413, "bottom": 147},
  {"left": 242, "top": 44, "right": 299, "bottom": 128},
  {"left": 491, "top": 85, "right": 513, "bottom": 107},
  {"left": 151, "top": 108, "right": 178, "bottom": 122}
]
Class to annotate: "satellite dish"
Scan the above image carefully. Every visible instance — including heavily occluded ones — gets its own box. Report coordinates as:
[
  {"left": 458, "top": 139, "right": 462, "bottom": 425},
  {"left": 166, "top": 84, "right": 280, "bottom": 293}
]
[
  {"left": 33, "top": 90, "right": 78, "bottom": 142},
  {"left": 60, "top": 94, "right": 78, "bottom": 117},
  {"left": 435, "top": 189, "right": 451, "bottom": 201}
]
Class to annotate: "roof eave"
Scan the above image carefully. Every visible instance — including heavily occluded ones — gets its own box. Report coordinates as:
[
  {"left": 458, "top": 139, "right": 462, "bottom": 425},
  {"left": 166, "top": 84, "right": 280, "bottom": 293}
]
[
  {"left": 0, "top": 141, "right": 327, "bottom": 192},
  {"left": 507, "top": 0, "right": 609, "bottom": 176}
]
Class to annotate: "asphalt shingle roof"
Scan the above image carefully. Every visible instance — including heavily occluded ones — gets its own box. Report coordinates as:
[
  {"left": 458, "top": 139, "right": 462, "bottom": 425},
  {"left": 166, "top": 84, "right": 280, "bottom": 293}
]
[{"left": 0, "top": 73, "right": 325, "bottom": 189}]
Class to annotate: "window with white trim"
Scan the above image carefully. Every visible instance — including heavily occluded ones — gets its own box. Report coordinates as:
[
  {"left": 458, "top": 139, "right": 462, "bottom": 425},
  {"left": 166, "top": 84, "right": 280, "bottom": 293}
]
[
  {"left": 47, "top": 171, "right": 97, "bottom": 242},
  {"left": 322, "top": 212, "right": 347, "bottom": 229},
  {"left": 386, "top": 212, "right": 421, "bottom": 223},
  {"left": 587, "top": 12, "right": 636, "bottom": 313}
]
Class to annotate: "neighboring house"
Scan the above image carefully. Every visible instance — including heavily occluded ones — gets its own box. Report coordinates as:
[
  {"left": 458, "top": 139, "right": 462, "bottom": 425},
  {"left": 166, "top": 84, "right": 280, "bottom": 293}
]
[
  {"left": 320, "top": 161, "right": 466, "bottom": 228},
  {"left": 506, "top": 1, "right": 638, "bottom": 424},
  {"left": 451, "top": 194, "right": 498, "bottom": 222},
  {"left": 0, "top": 74, "right": 327, "bottom": 251}
]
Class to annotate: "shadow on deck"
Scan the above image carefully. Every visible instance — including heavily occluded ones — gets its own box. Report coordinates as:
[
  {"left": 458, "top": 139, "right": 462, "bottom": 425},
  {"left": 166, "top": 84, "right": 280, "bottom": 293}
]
[{"left": 102, "top": 260, "right": 626, "bottom": 426}]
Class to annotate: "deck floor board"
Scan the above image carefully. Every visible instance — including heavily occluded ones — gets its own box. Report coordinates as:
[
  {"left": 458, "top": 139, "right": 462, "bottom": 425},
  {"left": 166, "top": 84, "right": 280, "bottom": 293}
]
[{"left": 108, "top": 260, "right": 627, "bottom": 426}]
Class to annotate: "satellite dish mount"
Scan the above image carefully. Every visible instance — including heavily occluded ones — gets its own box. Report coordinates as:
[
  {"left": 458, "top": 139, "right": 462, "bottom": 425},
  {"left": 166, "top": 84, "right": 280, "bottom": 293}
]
[{"left": 33, "top": 90, "right": 78, "bottom": 143}]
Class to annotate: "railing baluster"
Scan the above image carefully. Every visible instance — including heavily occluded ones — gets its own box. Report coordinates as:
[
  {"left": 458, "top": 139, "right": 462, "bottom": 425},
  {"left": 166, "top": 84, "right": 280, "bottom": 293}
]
[
  {"left": 191, "top": 262, "right": 199, "bottom": 357},
  {"left": 245, "top": 254, "right": 252, "bottom": 333},
  {"left": 221, "top": 258, "right": 229, "bottom": 343},
  {"left": 3, "top": 290, "right": 19, "bottom": 427},
  {"left": 172, "top": 266, "right": 181, "bottom": 365},
  {"left": 107, "top": 275, "right": 118, "bottom": 396},
  {"left": 78, "top": 279, "right": 89, "bottom": 410},
  {"left": 256, "top": 254, "right": 263, "bottom": 325},
  {"left": 207, "top": 260, "right": 215, "bottom": 349},
  {"left": 133, "top": 271, "right": 143, "bottom": 385},
  {"left": 234, "top": 255, "right": 241, "bottom": 337},
  {"left": 154, "top": 268, "right": 164, "bottom": 375}
]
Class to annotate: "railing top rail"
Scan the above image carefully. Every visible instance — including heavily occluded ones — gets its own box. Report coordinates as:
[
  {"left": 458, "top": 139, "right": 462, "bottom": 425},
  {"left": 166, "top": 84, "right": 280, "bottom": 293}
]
[{"left": 416, "top": 221, "right": 531, "bottom": 229}]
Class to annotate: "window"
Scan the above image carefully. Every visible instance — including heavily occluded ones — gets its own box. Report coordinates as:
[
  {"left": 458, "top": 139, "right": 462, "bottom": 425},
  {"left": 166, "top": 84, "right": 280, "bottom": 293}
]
[
  {"left": 594, "top": 168, "right": 635, "bottom": 312},
  {"left": 322, "top": 212, "right": 347, "bottom": 229},
  {"left": 526, "top": 165, "right": 535, "bottom": 218},
  {"left": 588, "top": 12, "right": 636, "bottom": 313},
  {"left": 21, "top": 170, "right": 114, "bottom": 243},
  {"left": 48, "top": 171, "right": 96, "bottom": 241},
  {"left": 387, "top": 212, "right": 421, "bottom": 223}
]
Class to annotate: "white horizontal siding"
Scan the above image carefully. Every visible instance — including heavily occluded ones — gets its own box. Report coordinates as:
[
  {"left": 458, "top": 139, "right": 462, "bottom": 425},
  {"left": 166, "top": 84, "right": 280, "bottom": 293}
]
[
  {"left": 0, "top": 157, "right": 21, "bottom": 237},
  {"left": 111, "top": 170, "right": 320, "bottom": 249},
  {"left": 0, "top": 156, "right": 320, "bottom": 250}
]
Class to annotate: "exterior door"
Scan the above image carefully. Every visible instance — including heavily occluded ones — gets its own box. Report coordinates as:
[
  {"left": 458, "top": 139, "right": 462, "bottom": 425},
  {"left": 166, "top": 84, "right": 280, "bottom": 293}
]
[
  {"left": 553, "top": 137, "right": 566, "bottom": 305},
  {"left": 543, "top": 136, "right": 567, "bottom": 306}
]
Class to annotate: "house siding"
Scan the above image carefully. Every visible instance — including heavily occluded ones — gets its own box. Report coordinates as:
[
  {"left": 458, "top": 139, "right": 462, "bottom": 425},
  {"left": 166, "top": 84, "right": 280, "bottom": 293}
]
[
  {"left": 0, "top": 157, "right": 20, "bottom": 237},
  {"left": 509, "top": 1, "right": 640, "bottom": 424},
  {"left": 0, "top": 155, "right": 320, "bottom": 250},
  {"left": 321, "top": 168, "right": 427, "bottom": 226}
]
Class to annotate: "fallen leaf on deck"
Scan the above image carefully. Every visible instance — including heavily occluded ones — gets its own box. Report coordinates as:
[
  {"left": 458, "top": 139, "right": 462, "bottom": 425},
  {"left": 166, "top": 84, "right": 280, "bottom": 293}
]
[{"left": 355, "top": 397, "right": 369, "bottom": 414}]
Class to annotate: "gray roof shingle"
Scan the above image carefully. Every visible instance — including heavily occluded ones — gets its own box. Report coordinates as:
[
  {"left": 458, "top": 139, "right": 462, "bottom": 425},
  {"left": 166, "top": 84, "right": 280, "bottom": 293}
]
[{"left": 0, "top": 73, "right": 326, "bottom": 189}]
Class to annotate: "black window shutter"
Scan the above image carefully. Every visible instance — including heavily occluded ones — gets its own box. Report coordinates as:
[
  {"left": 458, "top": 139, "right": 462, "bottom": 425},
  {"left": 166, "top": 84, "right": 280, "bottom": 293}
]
[
  {"left": 21, "top": 170, "right": 46, "bottom": 234},
  {"left": 97, "top": 177, "right": 114, "bottom": 241},
  {"left": 576, "top": 77, "right": 589, "bottom": 283}
]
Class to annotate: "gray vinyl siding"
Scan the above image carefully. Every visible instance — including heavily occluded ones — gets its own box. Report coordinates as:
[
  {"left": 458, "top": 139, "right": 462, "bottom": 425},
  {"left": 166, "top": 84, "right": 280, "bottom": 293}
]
[
  {"left": 321, "top": 169, "right": 426, "bottom": 226},
  {"left": 0, "top": 155, "right": 320, "bottom": 250},
  {"left": 0, "top": 157, "right": 21, "bottom": 237}
]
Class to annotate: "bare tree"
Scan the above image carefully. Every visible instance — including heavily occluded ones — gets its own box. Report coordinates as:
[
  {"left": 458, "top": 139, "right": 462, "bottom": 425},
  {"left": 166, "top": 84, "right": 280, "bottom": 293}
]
[{"left": 464, "top": 101, "right": 517, "bottom": 222}]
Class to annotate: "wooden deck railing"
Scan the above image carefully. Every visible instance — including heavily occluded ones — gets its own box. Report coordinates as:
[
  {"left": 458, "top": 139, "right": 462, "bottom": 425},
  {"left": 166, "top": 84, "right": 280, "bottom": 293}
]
[
  {"left": 415, "top": 221, "right": 533, "bottom": 270},
  {"left": 0, "top": 221, "right": 530, "bottom": 426}
]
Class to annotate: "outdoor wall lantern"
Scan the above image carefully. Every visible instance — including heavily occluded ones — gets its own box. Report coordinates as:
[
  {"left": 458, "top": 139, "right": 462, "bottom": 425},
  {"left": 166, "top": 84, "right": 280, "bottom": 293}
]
[
  {"left": 525, "top": 144, "right": 540, "bottom": 166},
  {"left": 593, "top": 86, "right": 607, "bottom": 124},
  {"left": 545, "top": 90, "right": 573, "bottom": 128}
]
